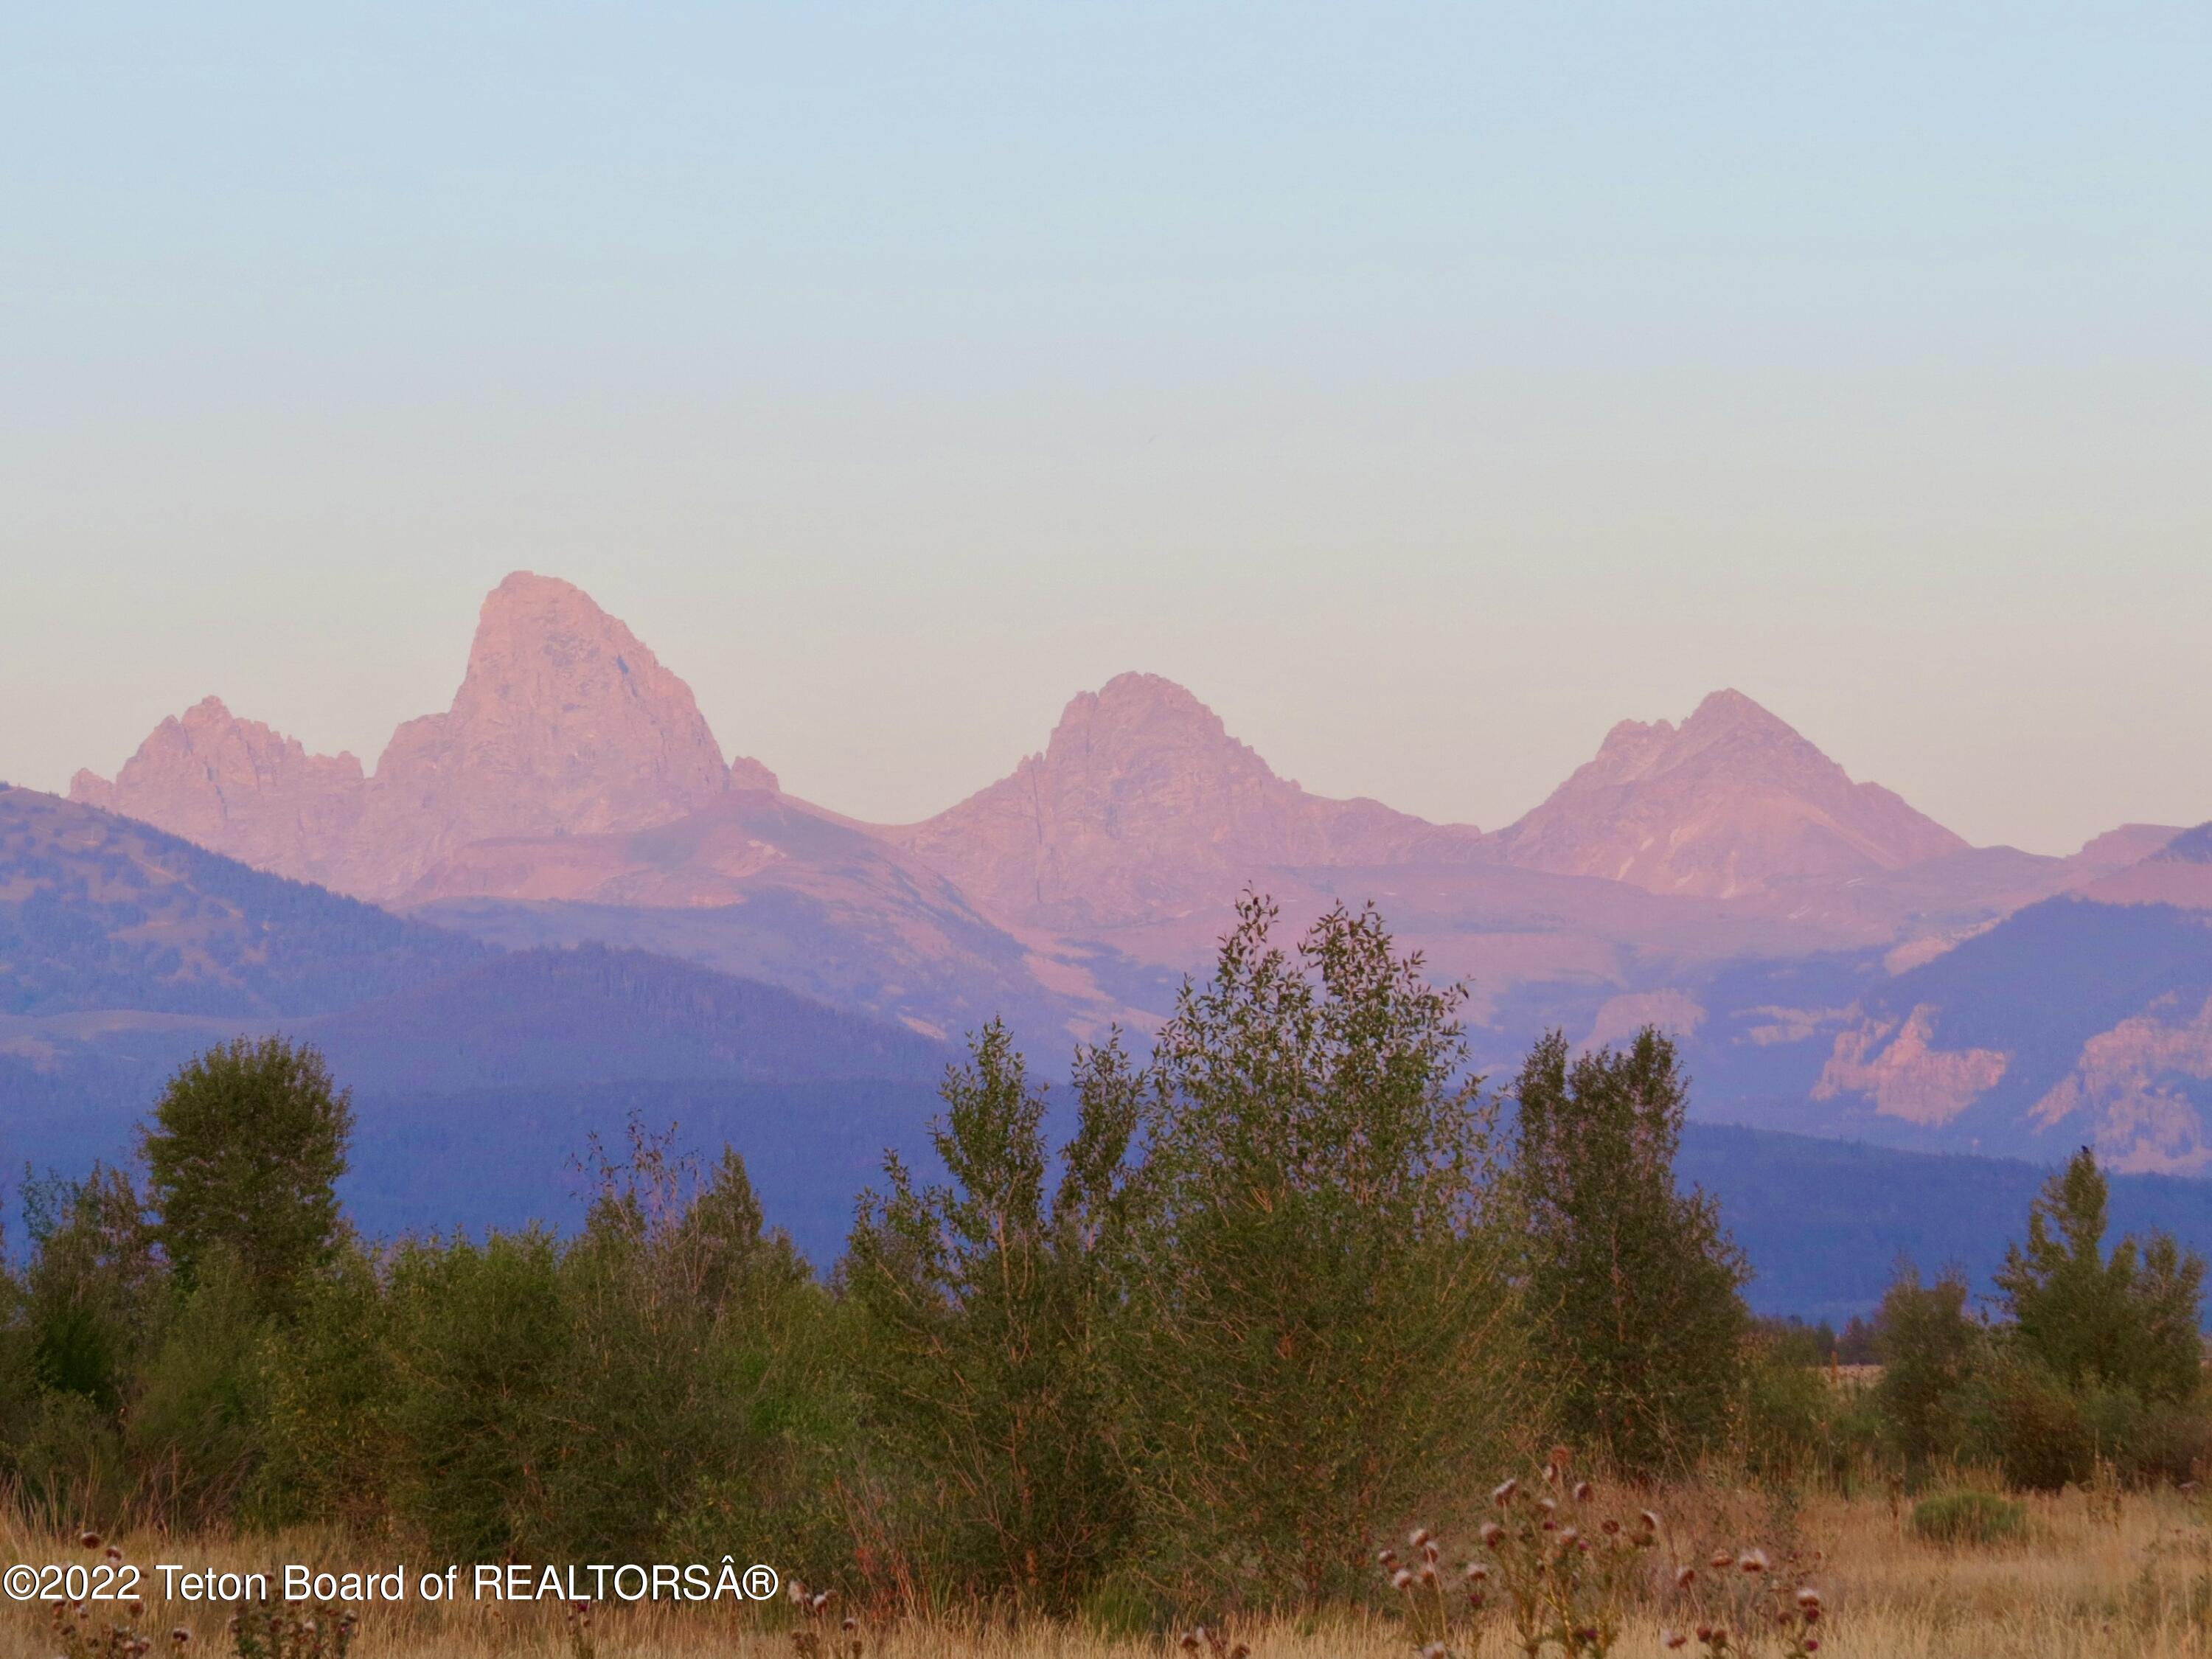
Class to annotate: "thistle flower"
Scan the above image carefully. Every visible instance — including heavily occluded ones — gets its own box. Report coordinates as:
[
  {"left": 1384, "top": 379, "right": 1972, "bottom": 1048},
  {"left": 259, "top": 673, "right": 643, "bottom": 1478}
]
[
  {"left": 1674, "top": 1565, "right": 1697, "bottom": 1589},
  {"left": 1661, "top": 1631, "right": 1688, "bottom": 1650},
  {"left": 1392, "top": 1568, "right": 1416, "bottom": 1592},
  {"left": 1640, "top": 1509, "right": 1662, "bottom": 1533},
  {"left": 1408, "top": 1526, "right": 1433, "bottom": 1548},
  {"left": 1493, "top": 1478, "right": 1520, "bottom": 1506},
  {"left": 1739, "top": 1549, "right": 1770, "bottom": 1575},
  {"left": 1377, "top": 1547, "right": 1399, "bottom": 1566},
  {"left": 1464, "top": 1562, "right": 1490, "bottom": 1582},
  {"left": 1479, "top": 1521, "right": 1506, "bottom": 1548},
  {"left": 170, "top": 1630, "right": 192, "bottom": 1648},
  {"left": 1795, "top": 1587, "right": 1822, "bottom": 1610},
  {"left": 1709, "top": 1551, "right": 1734, "bottom": 1571},
  {"left": 80, "top": 1531, "right": 102, "bottom": 1551},
  {"left": 1573, "top": 1481, "right": 1594, "bottom": 1503}
]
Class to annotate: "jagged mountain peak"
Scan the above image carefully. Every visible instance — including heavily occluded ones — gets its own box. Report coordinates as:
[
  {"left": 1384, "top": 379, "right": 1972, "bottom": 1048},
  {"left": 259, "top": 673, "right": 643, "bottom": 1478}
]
[
  {"left": 69, "top": 574, "right": 779, "bottom": 900},
  {"left": 891, "top": 672, "right": 1481, "bottom": 931},
  {"left": 1494, "top": 690, "right": 1964, "bottom": 899},
  {"left": 69, "top": 697, "right": 367, "bottom": 887}
]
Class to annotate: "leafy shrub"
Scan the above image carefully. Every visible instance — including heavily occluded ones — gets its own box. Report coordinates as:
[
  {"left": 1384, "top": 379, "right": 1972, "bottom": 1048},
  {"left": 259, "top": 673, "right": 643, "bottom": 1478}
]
[
  {"left": 1910, "top": 1489, "right": 2025, "bottom": 1547},
  {"left": 1113, "top": 898, "right": 1524, "bottom": 1607},
  {"left": 2126, "top": 1396, "right": 2212, "bottom": 1486},
  {"left": 1873, "top": 1263, "right": 1978, "bottom": 1473},
  {"left": 1733, "top": 1334, "right": 1875, "bottom": 1485},
  {"left": 1967, "top": 1356, "right": 2093, "bottom": 1492}
]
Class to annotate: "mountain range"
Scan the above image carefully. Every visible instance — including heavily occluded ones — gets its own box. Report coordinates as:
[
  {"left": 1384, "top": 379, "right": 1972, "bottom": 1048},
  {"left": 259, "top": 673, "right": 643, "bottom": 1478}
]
[
  {"left": 43, "top": 571, "right": 2212, "bottom": 1183},
  {"left": 8, "top": 777, "right": 2211, "bottom": 1315}
]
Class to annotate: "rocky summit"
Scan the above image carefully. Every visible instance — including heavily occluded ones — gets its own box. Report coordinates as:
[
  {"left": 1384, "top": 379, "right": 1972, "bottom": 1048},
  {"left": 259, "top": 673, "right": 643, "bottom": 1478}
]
[
  {"left": 71, "top": 572, "right": 777, "bottom": 900},
  {"left": 889, "top": 672, "right": 1485, "bottom": 931},
  {"left": 69, "top": 696, "right": 368, "bottom": 891},
  {"left": 1487, "top": 688, "right": 1967, "bottom": 898}
]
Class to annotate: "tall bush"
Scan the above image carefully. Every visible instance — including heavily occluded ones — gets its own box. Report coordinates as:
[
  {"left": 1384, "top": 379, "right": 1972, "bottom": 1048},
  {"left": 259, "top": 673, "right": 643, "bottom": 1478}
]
[
  {"left": 1513, "top": 1029, "right": 1748, "bottom": 1475},
  {"left": 1112, "top": 897, "right": 1521, "bottom": 1608},
  {"left": 845, "top": 1021, "right": 1139, "bottom": 1611}
]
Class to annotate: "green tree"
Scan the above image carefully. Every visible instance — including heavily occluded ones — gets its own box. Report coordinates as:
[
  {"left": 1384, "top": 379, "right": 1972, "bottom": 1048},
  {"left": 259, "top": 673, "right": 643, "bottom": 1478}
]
[
  {"left": 128, "top": 1246, "right": 267, "bottom": 1524},
  {"left": 1993, "top": 1147, "right": 2204, "bottom": 1403},
  {"left": 1512, "top": 1029, "right": 1749, "bottom": 1475},
  {"left": 1113, "top": 897, "right": 1520, "bottom": 1608},
  {"left": 546, "top": 1127, "right": 822, "bottom": 1563},
  {"left": 0, "top": 1166, "right": 163, "bottom": 1521},
  {"left": 383, "top": 1229, "right": 567, "bottom": 1559},
  {"left": 1871, "top": 1262, "right": 1977, "bottom": 1473},
  {"left": 844, "top": 1020, "right": 1139, "bottom": 1612},
  {"left": 142, "top": 1037, "right": 352, "bottom": 1317},
  {"left": 256, "top": 1234, "right": 397, "bottom": 1530}
]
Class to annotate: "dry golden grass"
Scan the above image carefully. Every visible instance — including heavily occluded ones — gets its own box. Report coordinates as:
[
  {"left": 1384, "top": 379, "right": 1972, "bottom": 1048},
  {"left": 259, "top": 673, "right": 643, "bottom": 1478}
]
[{"left": 8, "top": 1484, "right": 2212, "bottom": 1658}]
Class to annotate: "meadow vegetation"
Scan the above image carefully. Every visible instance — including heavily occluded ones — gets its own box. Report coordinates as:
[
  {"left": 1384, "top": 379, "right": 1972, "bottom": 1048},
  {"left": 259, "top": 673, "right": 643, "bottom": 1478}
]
[{"left": 4, "top": 895, "right": 2211, "bottom": 1656}]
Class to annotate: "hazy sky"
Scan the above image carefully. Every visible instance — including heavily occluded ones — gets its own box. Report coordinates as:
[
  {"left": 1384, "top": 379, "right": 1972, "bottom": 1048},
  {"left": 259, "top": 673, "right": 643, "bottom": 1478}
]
[{"left": 4, "top": 5, "right": 2208, "bottom": 854}]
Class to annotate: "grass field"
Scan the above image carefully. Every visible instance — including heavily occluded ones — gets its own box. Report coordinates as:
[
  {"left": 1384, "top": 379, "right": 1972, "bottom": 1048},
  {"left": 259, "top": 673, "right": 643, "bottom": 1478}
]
[{"left": 9, "top": 1482, "right": 2212, "bottom": 1658}]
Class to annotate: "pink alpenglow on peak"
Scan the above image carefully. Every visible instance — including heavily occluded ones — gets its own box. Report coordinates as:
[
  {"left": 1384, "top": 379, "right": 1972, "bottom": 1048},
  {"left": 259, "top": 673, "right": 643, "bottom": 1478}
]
[
  {"left": 69, "top": 696, "right": 366, "bottom": 890},
  {"left": 891, "top": 671, "right": 1484, "bottom": 931},
  {"left": 1489, "top": 689, "right": 1966, "bottom": 899},
  {"left": 71, "top": 572, "right": 779, "bottom": 900},
  {"left": 354, "top": 571, "right": 773, "bottom": 892}
]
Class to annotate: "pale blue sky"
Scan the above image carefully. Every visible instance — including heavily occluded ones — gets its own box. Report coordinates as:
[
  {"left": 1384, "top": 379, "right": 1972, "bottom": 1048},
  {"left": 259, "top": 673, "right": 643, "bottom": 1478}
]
[{"left": 4, "top": 4, "right": 2208, "bottom": 852}]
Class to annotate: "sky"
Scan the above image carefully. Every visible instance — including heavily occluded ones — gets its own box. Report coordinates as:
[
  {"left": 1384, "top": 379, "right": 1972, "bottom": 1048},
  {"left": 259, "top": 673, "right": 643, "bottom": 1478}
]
[{"left": 4, "top": 4, "right": 2208, "bottom": 855}]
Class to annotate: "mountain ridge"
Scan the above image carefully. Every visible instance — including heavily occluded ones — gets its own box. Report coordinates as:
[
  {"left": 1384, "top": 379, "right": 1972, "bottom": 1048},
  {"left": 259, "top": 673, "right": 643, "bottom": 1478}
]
[
  {"left": 1489, "top": 688, "right": 1968, "bottom": 898},
  {"left": 71, "top": 572, "right": 780, "bottom": 901},
  {"left": 888, "top": 671, "right": 1488, "bottom": 932}
]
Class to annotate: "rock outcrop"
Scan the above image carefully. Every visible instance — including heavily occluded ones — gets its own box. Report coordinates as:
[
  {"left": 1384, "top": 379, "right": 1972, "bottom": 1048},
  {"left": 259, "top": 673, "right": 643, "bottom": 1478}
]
[
  {"left": 1489, "top": 689, "right": 1966, "bottom": 898},
  {"left": 891, "top": 672, "right": 1484, "bottom": 931}
]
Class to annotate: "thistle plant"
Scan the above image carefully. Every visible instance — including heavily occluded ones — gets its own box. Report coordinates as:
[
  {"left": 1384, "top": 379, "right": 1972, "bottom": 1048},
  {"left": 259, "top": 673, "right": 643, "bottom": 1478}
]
[
  {"left": 46, "top": 1531, "right": 150, "bottom": 1659},
  {"left": 1377, "top": 1525, "right": 1468, "bottom": 1656},
  {"left": 1175, "top": 1624, "right": 1251, "bottom": 1659},
  {"left": 1660, "top": 1548, "right": 1826, "bottom": 1658},
  {"left": 785, "top": 1579, "right": 866, "bottom": 1659},
  {"left": 226, "top": 1602, "right": 358, "bottom": 1659},
  {"left": 1450, "top": 1457, "right": 1663, "bottom": 1659}
]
